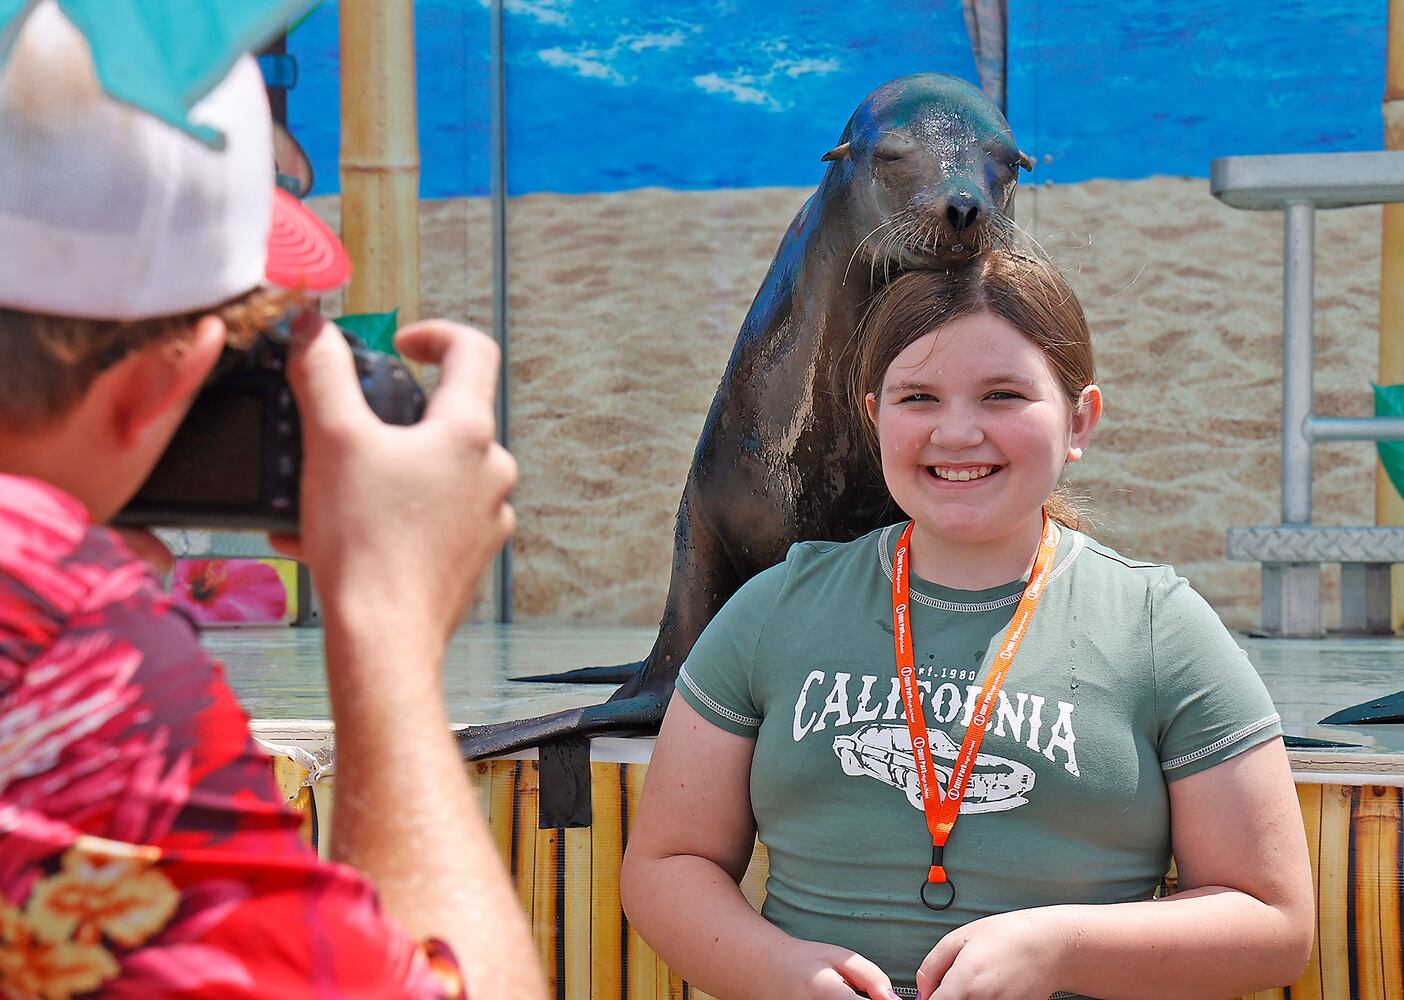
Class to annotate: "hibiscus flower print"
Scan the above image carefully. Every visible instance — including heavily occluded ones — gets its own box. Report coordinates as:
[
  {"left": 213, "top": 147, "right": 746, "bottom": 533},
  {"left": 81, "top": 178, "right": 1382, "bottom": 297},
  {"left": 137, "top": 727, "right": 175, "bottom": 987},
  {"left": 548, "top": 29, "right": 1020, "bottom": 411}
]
[
  {"left": 0, "top": 838, "right": 178, "bottom": 1000},
  {"left": 27, "top": 839, "right": 178, "bottom": 949},
  {"left": 0, "top": 898, "right": 117, "bottom": 1000},
  {"left": 171, "top": 560, "right": 287, "bottom": 625}
]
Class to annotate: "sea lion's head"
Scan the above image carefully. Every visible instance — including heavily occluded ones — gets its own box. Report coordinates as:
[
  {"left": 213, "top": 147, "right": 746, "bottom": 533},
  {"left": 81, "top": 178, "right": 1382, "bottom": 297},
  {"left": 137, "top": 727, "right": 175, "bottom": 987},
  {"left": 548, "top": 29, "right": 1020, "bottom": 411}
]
[{"left": 822, "top": 73, "right": 1032, "bottom": 273}]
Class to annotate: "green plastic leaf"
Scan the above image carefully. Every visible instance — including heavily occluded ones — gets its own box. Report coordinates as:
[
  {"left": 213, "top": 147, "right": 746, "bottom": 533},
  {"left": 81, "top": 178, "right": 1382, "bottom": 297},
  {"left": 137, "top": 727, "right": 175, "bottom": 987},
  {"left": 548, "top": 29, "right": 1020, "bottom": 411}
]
[
  {"left": 1374, "top": 383, "right": 1404, "bottom": 501},
  {"left": 333, "top": 309, "right": 400, "bottom": 358},
  {"left": 286, "top": 1, "right": 323, "bottom": 36}
]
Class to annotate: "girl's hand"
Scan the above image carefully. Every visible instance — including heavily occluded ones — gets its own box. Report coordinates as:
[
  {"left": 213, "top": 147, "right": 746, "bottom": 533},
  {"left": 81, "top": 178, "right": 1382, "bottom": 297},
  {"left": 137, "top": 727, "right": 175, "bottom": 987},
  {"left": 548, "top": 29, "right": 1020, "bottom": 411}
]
[
  {"left": 771, "top": 939, "right": 902, "bottom": 1000},
  {"left": 916, "top": 909, "right": 1069, "bottom": 1000}
]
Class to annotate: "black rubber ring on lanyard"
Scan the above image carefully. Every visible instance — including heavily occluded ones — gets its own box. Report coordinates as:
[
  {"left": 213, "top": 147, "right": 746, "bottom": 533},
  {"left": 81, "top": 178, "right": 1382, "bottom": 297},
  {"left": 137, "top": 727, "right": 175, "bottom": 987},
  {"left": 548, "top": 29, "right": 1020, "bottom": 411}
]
[{"left": 920, "top": 845, "right": 956, "bottom": 910}]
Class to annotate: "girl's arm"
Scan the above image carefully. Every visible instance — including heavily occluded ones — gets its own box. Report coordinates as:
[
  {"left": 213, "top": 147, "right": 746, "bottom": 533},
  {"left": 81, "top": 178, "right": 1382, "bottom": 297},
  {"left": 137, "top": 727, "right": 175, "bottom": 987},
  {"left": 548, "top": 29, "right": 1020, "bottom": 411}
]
[
  {"left": 622, "top": 696, "right": 900, "bottom": 1000},
  {"left": 916, "top": 738, "right": 1314, "bottom": 1000}
]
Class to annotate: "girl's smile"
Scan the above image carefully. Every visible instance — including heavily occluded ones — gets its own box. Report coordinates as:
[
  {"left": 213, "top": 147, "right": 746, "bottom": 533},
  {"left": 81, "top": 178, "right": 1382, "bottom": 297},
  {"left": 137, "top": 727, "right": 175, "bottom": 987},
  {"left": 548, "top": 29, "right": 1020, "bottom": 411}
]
[{"left": 865, "top": 310, "right": 1102, "bottom": 588}]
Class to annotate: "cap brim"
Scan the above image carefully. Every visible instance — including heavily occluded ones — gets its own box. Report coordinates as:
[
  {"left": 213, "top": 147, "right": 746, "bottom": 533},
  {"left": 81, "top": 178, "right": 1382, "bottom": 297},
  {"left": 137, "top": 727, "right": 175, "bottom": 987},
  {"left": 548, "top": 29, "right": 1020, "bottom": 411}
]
[{"left": 265, "top": 187, "right": 351, "bottom": 293}]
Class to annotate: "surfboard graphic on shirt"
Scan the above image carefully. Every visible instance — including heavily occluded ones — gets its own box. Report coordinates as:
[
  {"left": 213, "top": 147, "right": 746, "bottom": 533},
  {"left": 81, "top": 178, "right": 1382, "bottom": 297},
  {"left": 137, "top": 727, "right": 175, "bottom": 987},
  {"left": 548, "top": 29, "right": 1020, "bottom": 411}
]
[{"left": 832, "top": 724, "right": 1035, "bottom": 813}]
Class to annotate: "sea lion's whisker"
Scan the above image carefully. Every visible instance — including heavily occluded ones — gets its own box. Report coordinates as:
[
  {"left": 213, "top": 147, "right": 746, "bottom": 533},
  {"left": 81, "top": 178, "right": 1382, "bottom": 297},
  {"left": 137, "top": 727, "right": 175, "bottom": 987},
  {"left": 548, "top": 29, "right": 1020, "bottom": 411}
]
[{"left": 843, "top": 218, "right": 896, "bottom": 287}]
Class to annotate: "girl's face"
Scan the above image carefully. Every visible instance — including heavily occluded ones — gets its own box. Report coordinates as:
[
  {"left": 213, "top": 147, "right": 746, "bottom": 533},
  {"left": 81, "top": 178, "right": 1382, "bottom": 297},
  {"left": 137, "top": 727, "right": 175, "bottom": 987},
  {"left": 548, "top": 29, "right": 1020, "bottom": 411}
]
[{"left": 865, "top": 311, "right": 1101, "bottom": 555}]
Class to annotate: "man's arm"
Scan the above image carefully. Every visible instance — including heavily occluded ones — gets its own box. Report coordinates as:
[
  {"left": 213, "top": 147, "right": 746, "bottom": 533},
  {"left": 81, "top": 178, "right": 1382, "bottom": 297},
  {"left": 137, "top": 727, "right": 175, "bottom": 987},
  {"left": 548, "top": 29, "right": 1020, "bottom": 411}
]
[{"left": 281, "top": 315, "right": 545, "bottom": 1000}]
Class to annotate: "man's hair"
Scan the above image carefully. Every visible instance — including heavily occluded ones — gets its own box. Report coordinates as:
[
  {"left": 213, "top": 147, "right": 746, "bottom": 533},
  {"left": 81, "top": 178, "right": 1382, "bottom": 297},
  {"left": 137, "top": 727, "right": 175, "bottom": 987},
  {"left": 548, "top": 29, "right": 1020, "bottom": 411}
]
[{"left": 0, "top": 285, "right": 300, "bottom": 430}]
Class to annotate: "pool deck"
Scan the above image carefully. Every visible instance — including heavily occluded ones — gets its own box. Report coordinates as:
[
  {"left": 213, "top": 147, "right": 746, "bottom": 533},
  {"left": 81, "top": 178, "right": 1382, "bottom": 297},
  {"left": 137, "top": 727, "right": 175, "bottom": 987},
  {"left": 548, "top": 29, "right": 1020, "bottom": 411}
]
[{"left": 209, "top": 623, "right": 1404, "bottom": 758}]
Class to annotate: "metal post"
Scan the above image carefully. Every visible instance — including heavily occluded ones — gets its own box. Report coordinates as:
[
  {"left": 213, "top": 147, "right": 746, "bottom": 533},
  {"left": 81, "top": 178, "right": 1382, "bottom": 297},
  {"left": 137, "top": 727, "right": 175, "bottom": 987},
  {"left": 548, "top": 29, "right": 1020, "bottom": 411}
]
[
  {"left": 1381, "top": 0, "right": 1404, "bottom": 629},
  {"left": 1281, "top": 201, "right": 1315, "bottom": 525},
  {"left": 489, "top": 0, "right": 512, "bottom": 623}
]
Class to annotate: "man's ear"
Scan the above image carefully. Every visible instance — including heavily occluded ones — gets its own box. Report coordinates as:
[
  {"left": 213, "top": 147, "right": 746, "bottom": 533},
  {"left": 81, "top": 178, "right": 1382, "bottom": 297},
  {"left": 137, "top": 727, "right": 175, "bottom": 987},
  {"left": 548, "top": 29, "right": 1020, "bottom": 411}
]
[{"left": 112, "top": 315, "right": 227, "bottom": 449}]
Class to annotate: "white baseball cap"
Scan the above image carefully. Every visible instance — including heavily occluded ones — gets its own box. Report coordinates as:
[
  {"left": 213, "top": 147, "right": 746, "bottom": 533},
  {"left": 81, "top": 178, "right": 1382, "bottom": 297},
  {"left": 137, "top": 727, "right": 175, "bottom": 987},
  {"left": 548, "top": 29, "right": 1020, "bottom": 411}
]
[{"left": 0, "top": 1, "right": 349, "bottom": 321}]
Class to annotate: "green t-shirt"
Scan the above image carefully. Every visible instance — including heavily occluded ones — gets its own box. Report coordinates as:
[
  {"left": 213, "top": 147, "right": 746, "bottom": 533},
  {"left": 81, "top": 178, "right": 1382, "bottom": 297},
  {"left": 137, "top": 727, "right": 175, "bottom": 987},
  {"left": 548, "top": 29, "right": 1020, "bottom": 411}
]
[{"left": 675, "top": 523, "right": 1282, "bottom": 996}]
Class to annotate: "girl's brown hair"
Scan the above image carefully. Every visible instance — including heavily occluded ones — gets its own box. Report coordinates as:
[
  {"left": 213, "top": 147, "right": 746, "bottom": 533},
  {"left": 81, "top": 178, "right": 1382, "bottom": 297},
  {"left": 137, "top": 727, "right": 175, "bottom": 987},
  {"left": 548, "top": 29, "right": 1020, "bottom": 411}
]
[
  {"left": 0, "top": 285, "right": 302, "bottom": 430},
  {"left": 848, "top": 245, "right": 1096, "bottom": 530}
]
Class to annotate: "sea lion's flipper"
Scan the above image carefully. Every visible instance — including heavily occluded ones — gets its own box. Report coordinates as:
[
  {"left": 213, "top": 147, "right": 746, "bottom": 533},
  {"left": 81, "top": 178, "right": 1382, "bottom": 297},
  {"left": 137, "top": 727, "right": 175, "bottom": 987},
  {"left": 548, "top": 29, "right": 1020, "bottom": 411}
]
[
  {"left": 1320, "top": 690, "right": 1404, "bottom": 725},
  {"left": 1283, "top": 734, "right": 1362, "bottom": 749},
  {"left": 512, "top": 662, "right": 643, "bottom": 684},
  {"left": 456, "top": 691, "right": 668, "bottom": 761}
]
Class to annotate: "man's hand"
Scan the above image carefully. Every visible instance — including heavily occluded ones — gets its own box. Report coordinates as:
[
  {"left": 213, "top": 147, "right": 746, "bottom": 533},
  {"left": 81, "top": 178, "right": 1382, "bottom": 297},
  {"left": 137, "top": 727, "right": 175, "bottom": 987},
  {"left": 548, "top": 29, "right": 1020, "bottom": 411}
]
[{"left": 272, "top": 313, "right": 516, "bottom": 641}]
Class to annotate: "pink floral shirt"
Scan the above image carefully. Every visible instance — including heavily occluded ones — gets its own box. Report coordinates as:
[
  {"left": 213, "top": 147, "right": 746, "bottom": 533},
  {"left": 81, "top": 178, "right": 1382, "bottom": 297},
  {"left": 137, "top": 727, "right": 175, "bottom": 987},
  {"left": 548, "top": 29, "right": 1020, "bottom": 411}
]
[{"left": 0, "top": 474, "right": 466, "bottom": 1000}]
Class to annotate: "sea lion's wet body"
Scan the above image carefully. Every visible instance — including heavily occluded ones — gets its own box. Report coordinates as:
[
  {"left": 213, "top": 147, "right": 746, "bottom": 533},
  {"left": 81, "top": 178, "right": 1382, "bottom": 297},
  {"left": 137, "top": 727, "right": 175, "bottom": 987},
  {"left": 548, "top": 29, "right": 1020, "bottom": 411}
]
[{"left": 459, "top": 74, "right": 1031, "bottom": 760}]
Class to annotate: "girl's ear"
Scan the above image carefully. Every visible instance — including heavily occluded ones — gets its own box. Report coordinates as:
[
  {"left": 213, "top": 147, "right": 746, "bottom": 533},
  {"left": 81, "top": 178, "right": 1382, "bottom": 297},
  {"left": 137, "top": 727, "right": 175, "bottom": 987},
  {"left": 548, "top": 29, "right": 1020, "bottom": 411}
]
[
  {"left": 112, "top": 315, "right": 227, "bottom": 448},
  {"left": 1066, "top": 384, "right": 1103, "bottom": 463},
  {"left": 864, "top": 391, "right": 879, "bottom": 428}
]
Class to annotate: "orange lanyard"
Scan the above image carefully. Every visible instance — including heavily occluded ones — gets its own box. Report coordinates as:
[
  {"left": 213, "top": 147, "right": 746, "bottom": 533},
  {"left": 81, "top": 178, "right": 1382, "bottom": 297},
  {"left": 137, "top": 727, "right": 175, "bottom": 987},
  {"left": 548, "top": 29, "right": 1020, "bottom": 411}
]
[{"left": 891, "top": 511, "right": 1060, "bottom": 910}]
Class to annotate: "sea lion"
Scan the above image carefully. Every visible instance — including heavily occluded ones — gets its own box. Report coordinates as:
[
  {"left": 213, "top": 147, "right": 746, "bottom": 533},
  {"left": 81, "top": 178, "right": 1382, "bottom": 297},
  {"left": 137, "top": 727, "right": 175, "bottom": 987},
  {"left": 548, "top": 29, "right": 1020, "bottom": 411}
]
[{"left": 458, "top": 73, "right": 1032, "bottom": 760}]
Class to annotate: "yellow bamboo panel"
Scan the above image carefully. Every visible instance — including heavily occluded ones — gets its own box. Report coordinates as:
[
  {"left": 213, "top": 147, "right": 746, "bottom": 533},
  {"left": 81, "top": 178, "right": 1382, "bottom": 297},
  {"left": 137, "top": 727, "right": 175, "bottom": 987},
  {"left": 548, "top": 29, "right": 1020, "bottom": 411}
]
[
  {"left": 466, "top": 757, "right": 1401, "bottom": 1000},
  {"left": 1293, "top": 783, "right": 1325, "bottom": 1000},
  {"left": 564, "top": 825, "right": 593, "bottom": 1000},
  {"left": 591, "top": 763, "right": 625, "bottom": 1000},
  {"left": 471, "top": 759, "right": 493, "bottom": 818},
  {"left": 534, "top": 825, "right": 561, "bottom": 994},
  {"left": 310, "top": 775, "right": 334, "bottom": 861},
  {"left": 667, "top": 966, "right": 687, "bottom": 1000},
  {"left": 489, "top": 760, "right": 517, "bottom": 869},
  {"left": 654, "top": 950, "right": 671, "bottom": 1000},
  {"left": 1318, "top": 784, "right": 1353, "bottom": 999},
  {"left": 514, "top": 762, "right": 541, "bottom": 923},
  {"left": 625, "top": 763, "right": 658, "bottom": 1000},
  {"left": 1351, "top": 786, "right": 1403, "bottom": 999},
  {"left": 268, "top": 753, "right": 316, "bottom": 847},
  {"left": 740, "top": 841, "right": 769, "bottom": 913}
]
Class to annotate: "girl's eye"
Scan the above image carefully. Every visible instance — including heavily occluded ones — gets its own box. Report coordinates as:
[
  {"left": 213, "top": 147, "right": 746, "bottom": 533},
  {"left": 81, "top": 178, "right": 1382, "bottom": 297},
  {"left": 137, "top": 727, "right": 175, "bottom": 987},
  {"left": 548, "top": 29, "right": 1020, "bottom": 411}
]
[
  {"left": 901, "top": 393, "right": 935, "bottom": 403},
  {"left": 986, "top": 390, "right": 1024, "bottom": 401}
]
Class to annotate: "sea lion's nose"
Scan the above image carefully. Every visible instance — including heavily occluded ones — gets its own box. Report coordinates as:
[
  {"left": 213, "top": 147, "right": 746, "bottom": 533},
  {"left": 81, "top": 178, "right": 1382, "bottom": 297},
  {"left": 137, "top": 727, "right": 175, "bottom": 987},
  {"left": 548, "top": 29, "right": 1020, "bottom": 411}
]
[{"left": 945, "top": 192, "right": 980, "bottom": 233}]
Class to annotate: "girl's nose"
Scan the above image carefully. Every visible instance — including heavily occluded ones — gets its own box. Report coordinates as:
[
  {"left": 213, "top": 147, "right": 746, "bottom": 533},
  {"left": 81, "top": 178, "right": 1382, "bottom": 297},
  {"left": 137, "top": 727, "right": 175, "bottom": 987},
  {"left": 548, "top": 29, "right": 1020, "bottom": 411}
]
[{"left": 928, "top": 408, "right": 984, "bottom": 449}]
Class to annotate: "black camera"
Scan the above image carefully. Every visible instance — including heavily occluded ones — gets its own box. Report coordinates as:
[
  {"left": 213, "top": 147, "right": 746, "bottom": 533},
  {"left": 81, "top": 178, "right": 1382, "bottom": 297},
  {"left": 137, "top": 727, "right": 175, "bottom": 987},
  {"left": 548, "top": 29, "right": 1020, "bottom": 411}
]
[{"left": 114, "top": 328, "right": 425, "bottom": 534}]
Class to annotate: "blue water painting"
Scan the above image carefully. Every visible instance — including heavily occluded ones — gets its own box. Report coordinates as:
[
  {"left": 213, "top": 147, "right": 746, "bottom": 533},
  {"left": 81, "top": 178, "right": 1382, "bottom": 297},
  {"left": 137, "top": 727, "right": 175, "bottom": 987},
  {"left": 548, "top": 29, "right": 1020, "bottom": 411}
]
[
  {"left": 287, "top": 0, "right": 1385, "bottom": 198},
  {"left": 1008, "top": 0, "right": 1387, "bottom": 183}
]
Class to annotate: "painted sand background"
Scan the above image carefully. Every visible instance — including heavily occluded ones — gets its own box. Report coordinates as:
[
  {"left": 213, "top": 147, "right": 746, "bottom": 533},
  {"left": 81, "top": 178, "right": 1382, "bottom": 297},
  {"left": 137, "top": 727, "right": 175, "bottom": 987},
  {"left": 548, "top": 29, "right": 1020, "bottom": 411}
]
[{"left": 310, "top": 177, "right": 1382, "bottom": 631}]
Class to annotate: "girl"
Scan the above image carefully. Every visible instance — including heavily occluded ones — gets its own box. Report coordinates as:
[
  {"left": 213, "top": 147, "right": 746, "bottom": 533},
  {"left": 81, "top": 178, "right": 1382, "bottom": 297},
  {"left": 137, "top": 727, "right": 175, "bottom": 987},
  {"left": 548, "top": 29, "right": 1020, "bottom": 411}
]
[{"left": 620, "top": 246, "right": 1313, "bottom": 1000}]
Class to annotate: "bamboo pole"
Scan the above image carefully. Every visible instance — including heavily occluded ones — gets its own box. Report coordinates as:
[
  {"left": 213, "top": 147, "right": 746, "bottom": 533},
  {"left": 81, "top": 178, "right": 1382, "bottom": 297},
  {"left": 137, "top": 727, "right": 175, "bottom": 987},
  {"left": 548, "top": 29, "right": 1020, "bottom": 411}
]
[
  {"left": 1317, "top": 785, "right": 1353, "bottom": 997},
  {"left": 1381, "top": 0, "right": 1404, "bottom": 626},
  {"left": 338, "top": 0, "right": 421, "bottom": 325},
  {"left": 563, "top": 824, "right": 593, "bottom": 1000},
  {"left": 625, "top": 765, "right": 658, "bottom": 1000},
  {"left": 1293, "top": 784, "right": 1325, "bottom": 1000},
  {"left": 590, "top": 763, "right": 625, "bottom": 1000},
  {"left": 1350, "top": 786, "right": 1403, "bottom": 998},
  {"left": 513, "top": 762, "right": 540, "bottom": 922},
  {"left": 533, "top": 825, "right": 561, "bottom": 993}
]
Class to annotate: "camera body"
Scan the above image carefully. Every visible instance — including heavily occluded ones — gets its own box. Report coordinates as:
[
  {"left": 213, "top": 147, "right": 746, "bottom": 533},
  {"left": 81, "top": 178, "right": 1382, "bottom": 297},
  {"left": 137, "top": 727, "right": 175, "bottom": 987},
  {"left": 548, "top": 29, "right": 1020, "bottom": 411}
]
[{"left": 114, "top": 331, "right": 425, "bottom": 534}]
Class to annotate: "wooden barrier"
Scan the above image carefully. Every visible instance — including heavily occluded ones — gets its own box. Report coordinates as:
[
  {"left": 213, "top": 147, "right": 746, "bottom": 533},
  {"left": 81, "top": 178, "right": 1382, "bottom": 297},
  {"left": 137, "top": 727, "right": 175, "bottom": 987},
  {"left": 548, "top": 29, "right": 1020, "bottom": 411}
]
[{"left": 259, "top": 728, "right": 1403, "bottom": 1000}]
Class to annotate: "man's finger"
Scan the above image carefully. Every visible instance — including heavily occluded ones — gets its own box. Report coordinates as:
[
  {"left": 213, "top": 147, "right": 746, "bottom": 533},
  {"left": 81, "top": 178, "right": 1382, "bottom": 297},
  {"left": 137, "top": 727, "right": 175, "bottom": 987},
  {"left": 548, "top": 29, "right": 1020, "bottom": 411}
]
[
  {"left": 395, "top": 320, "right": 500, "bottom": 417},
  {"left": 286, "top": 311, "right": 373, "bottom": 433}
]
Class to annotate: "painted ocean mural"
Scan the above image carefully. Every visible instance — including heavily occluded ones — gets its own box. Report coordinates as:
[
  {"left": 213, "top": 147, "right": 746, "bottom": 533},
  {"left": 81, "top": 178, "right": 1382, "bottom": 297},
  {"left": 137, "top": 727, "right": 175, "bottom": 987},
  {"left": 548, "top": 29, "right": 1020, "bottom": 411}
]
[
  {"left": 289, "top": 0, "right": 1384, "bottom": 197},
  {"left": 292, "top": 0, "right": 1391, "bottom": 629}
]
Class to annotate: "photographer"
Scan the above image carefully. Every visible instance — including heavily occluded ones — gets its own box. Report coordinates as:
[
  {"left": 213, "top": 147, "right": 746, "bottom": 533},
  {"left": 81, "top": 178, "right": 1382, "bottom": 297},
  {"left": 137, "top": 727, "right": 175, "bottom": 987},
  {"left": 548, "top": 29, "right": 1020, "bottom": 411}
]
[{"left": 0, "top": 7, "right": 544, "bottom": 999}]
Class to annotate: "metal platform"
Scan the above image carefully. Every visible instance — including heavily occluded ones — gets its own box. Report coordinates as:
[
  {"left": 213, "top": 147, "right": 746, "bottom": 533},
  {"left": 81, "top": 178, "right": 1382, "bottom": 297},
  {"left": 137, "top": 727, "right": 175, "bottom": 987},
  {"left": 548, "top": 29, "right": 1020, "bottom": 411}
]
[
  {"left": 206, "top": 622, "right": 1404, "bottom": 756},
  {"left": 1211, "top": 150, "right": 1404, "bottom": 211},
  {"left": 1212, "top": 150, "right": 1404, "bottom": 636}
]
